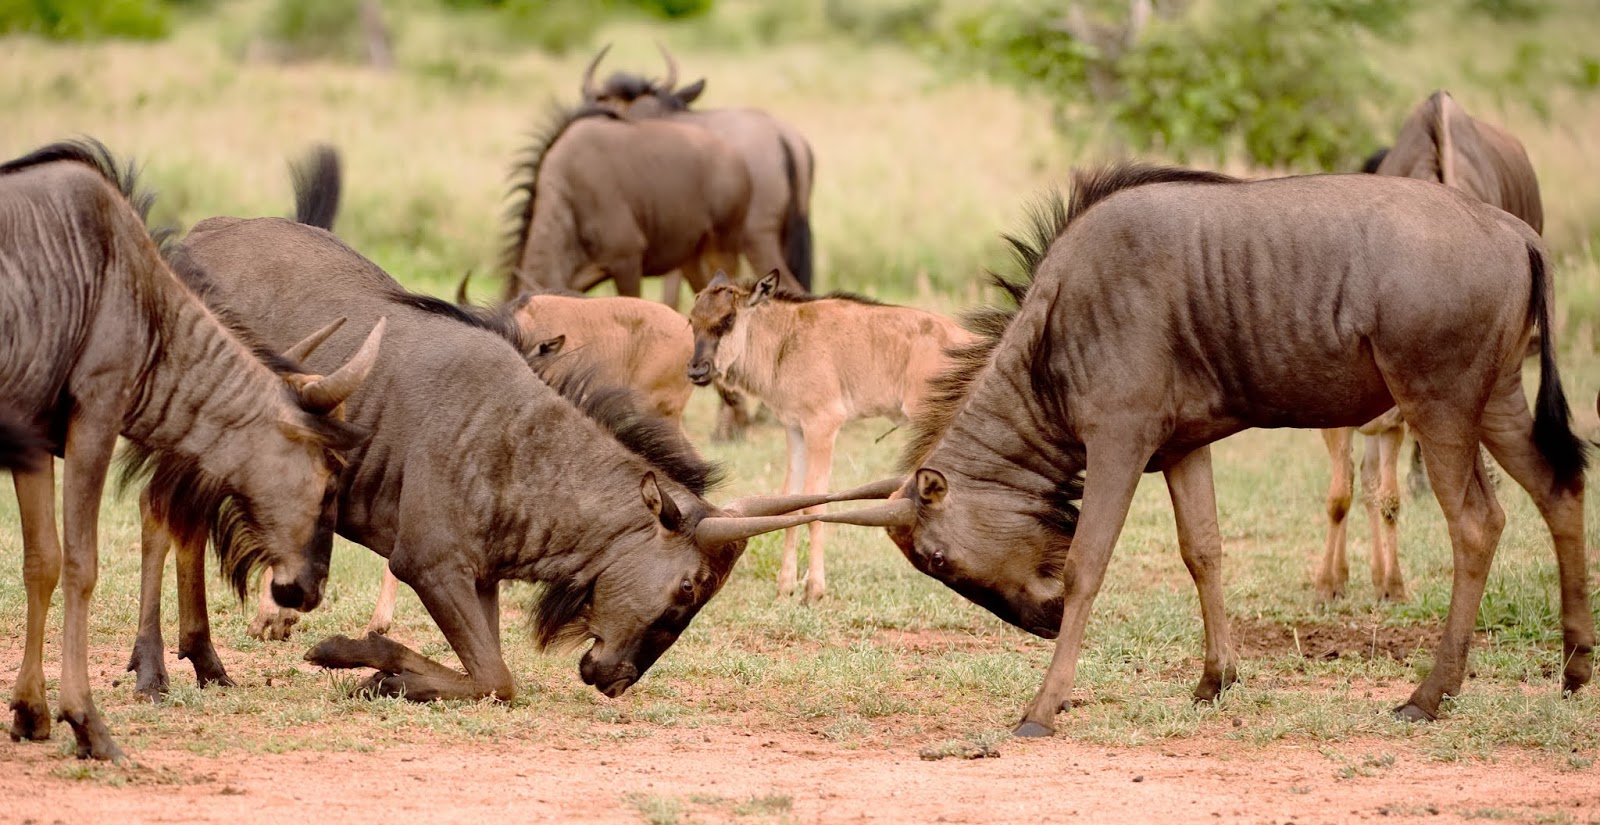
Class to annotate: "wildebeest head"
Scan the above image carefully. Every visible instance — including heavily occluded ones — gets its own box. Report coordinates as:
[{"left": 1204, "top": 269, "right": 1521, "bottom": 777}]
[
  {"left": 580, "top": 43, "right": 707, "bottom": 117},
  {"left": 685, "top": 269, "right": 778, "bottom": 385}
]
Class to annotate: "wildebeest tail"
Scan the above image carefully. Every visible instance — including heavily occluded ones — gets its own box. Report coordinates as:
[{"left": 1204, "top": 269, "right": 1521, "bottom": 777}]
[
  {"left": 290, "top": 144, "right": 341, "bottom": 231},
  {"left": 0, "top": 409, "right": 48, "bottom": 474},
  {"left": 779, "top": 136, "right": 813, "bottom": 291},
  {"left": 1527, "top": 242, "right": 1587, "bottom": 490}
]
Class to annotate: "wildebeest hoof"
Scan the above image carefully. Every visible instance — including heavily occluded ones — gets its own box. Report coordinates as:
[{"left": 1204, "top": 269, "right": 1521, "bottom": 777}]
[
  {"left": 1393, "top": 702, "right": 1436, "bottom": 723},
  {"left": 248, "top": 607, "right": 301, "bottom": 642},
  {"left": 304, "top": 634, "right": 362, "bottom": 669},
  {"left": 350, "top": 671, "right": 406, "bottom": 699},
  {"left": 1011, "top": 720, "right": 1054, "bottom": 738},
  {"left": 132, "top": 671, "right": 169, "bottom": 702},
  {"left": 363, "top": 620, "right": 391, "bottom": 637},
  {"left": 9, "top": 700, "right": 51, "bottom": 742},
  {"left": 58, "top": 708, "right": 127, "bottom": 764}
]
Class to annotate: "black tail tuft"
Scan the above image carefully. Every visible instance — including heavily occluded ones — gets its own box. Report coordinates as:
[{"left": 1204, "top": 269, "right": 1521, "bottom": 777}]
[
  {"left": 290, "top": 145, "right": 342, "bottom": 231},
  {"left": 779, "top": 137, "right": 813, "bottom": 291},
  {"left": 0, "top": 410, "right": 49, "bottom": 474},
  {"left": 1527, "top": 242, "right": 1588, "bottom": 491}
]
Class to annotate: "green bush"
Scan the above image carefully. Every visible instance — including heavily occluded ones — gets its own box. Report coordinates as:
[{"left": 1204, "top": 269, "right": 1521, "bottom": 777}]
[
  {"left": 434, "top": 0, "right": 712, "bottom": 53},
  {"left": 0, "top": 0, "right": 170, "bottom": 40},
  {"left": 258, "top": 0, "right": 366, "bottom": 61}
]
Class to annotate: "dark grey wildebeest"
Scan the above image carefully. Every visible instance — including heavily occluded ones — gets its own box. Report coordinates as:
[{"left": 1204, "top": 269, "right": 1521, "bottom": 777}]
[
  {"left": 148, "top": 171, "right": 894, "bottom": 702},
  {"left": 581, "top": 45, "right": 815, "bottom": 298},
  {"left": 834, "top": 163, "right": 1589, "bottom": 736},
  {"left": 0, "top": 140, "right": 381, "bottom": 761},
  {"left": 503, "top": 105, "right": 785, "bottom": 311},
  {"left": 1318, "top": 90, "right": 1546, "bottom": 602}
]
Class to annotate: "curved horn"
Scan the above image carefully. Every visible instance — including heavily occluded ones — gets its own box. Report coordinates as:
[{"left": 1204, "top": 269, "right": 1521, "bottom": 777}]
[
  {"left": 582, "top": 43, "right": 611, "bottom": 100},
  {"left": 299, "top": 317, "right": 387, "bottom": 413},
  {"left": 721, "top": 476, "right": 906, "bottom": 518},
  {"left": 657, "top": 41, "right": 678, "bottom": 91},
  {"left": 284, "top": 317, "right": 348, "bottom": 363},
  {"left": 694, "top": 498, "right": 917, "bottom": 549},
  {"left": 814, "top": 499, "right": 917, "bottom": 528}
]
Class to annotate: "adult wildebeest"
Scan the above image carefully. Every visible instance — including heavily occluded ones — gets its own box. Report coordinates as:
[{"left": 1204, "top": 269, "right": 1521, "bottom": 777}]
[
  {"left": 687, "top": 270, "right": 974, "bottom": 602},
  {"left": 836, "top": 163, "right": 1589, "bottom": 736},
  {"left": 0, "top": 140, "right": 380, "bottom": 760},
  {"left": 1318, "top": 90, "right": 1546, "bottom": 601},
  {"left": 146, "top": 162, "right": 896, "bottom": 702},
  {"left": 581, "top": 44, "right": 816, "bottom": 299},
  {"left": 502, "top": 105, "right": 792, "bottom": 310}
]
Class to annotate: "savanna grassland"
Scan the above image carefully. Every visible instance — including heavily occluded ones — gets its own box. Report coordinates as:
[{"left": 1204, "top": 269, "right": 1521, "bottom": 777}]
[{"left": 4, "top": 1, "right": 1600, "bottom": 822}]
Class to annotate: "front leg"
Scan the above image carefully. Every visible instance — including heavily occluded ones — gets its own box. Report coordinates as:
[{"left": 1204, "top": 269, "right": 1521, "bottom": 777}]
[
  {"left": 364, "top": 563, "right": 401, "bottom": 636},
  {"left": 777, "top": 425, "right": 805, "bottom": 598},
  {"left": 10, "top": 462, "right": 61, "bottom": 742},
  {"left": 176, "top": 529, "right": 235, "bottom": 688},
  {"left": 801, "top": 417, "right": 842, "bottom": 604}
]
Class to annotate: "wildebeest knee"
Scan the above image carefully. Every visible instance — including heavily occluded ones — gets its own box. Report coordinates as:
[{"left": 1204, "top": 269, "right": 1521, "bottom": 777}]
[
  {"left": 1326, "top": 494, "right": 1350, "bottom": 522},
  {"left": 1379, "top": 493, "right": 1400, "bottom": 525}
]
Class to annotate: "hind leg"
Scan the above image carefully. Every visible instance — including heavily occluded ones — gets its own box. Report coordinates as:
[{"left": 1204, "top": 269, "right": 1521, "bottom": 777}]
[
  {"left": 1479, "top": 377, "right": 1591, "bottom": 694},
  {"left": 1315, "top": 428, "right": 1354, "bottom": 602},
  {"left": 1166, "top": 446, "right": 1239, "bottom": 701},
  {"left": 776, "top": 426, "right": 805, "bottom": 598},
  {"left": 1395, "top": 426, "right": 1503, "bottom": 721},
  {"left": 128, "top": 491, "right": 171, "bottom": 699},
  {"left": 1364, "top": 424, "right": 1406, "bottom": 601},
  {"left": 10, "top": 462, "right": 60, "bottom": 742}
]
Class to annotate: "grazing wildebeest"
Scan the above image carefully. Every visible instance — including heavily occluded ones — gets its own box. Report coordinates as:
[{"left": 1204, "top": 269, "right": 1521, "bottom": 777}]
[
  {"left": 1318, "top": 90, "right": 1546, "bottom": 601},
  {"left": 0, "top": 140, "right": 380, "bottom": 760},
  {"left": 687, "top": 270, "right": 975, "bottom": 602},
  {"left": 154, "top": 166, "right": 897, "bottom": 701},
  {"left": 502, "top": 105, "right": 786, "bottom": 310},
  {"left": 581, "top": 44, "right": 816, "bottom": 299},
  {"left": 838, "top": 163, "right": 1589, "bottom": 735}
]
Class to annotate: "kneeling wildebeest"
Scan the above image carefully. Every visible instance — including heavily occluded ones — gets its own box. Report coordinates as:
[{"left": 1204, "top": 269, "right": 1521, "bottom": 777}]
[
  {"left": 687, "top": 270, "right": 975, "bottom": 602},
  {"left": 835, "top": 163, "right": 1588, "bottom": 735},
  {"left": 581, "top": 44, "right": 815, "bottom": 299},
  {"left": 1318, "top": 90, "right": 1546, "bottom": 603},
  {"left": 0, "top": 140, "right": 380, "bottom": 760},
  {"left": 156, "top": 163, "right": 898, "bottom": 701},
  {"left": 503, "top": 105, "right": 793, "bottom": 310}
]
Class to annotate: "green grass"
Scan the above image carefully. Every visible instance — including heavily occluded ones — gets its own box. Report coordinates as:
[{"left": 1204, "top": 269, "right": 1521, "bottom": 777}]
[{"left": 3, "top": 0, "right": 1600, "bottom": 771}]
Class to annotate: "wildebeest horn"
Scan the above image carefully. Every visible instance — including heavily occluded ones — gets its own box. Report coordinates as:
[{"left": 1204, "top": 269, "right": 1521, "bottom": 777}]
[
  {"left": 694, "top": 496, "right": 917, "bottom": 548},
  {"left": 299, "top": 317, "right": 387, "bottom": 413},
  {"left": 284, "top": 317, "right": 348, "bottom": 363},
  {"left": 582, "top": 43, "right": 611, "bottom": 100},
  {"left": 657, "top": 42, "right": 678, "bottom": 91},
  {"left": 721, "top": 476, "right": 905, "bottom": 518}
]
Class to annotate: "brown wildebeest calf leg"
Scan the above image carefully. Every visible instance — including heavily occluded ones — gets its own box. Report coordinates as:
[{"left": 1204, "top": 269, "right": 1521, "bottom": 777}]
[
  {"left": 247, "top": 566, "right": 301, "bottom": 641},
  {"left": 799, "top": 415, "right": 844, "bottom": 604},
  {"left": 1015, "top": 434, "right": 1150, "bottom": 736},
  {"left": 57, "top": 407, "right": 126, "bottom": 761},
  {"left": 1479, "top": 374, "right": 1592, "bottom": 696},
  {"left": 776, "top": 425, "right": 806, "bottom": 597},
  {"left": 10, "top": 462, "right": 61, "bottom": 743},
  {"left": 1166, "top": 446, "right": 1239, "bottom": 702},
  {"left": 1361, "top": 424, "right": 1406, "bottom": 601},
  {"left": 1316, "top": 427, "right": 1355, "bottom": 602}
]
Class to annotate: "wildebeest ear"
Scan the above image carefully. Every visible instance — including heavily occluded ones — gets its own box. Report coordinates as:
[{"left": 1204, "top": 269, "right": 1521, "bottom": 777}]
[
  {"left": 914, "top": 468, "right": 948, "bottom": 509},
  {"left": 533, "top": 335, "right": 565, "bottom": 357},
  {"left": 708, "top": 270, "right": 730, "bottom": 289},
  {"left": 641, "top": 472, "right": 683, "bottom": 532},
  {"left": 748, "top": 270, "right": 780, "bottom": 307},
  {"left": 674, "top": 79, "right": 706, "bottom": 106}
]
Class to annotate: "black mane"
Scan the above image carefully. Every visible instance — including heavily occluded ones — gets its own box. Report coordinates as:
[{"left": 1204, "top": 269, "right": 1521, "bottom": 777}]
[
  {"left": 500, "top": 105, "right": 621, "bottom": 287},
  {"left": 0, "top": 138, "right": 158, "bottom": 223},
  {"left": 765, "top": 289, "right": 885, "bottom": 307},
  {"left": 598, "top": 72, "right": 682, "bottom": 108}
]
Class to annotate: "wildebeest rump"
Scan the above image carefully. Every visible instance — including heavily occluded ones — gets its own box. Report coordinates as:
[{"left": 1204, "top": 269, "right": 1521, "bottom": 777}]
[
  {"left": 687, "top": 270, "right": 974, "bottom": 602},
  {"left": 0, "top": 141, "right": 379, "bottom": 760},
  {"left": 167, "top": 175, "right": 897, "bottom": 702},
  {"left": 840, "top": 164, "right": 1589, "bottom": 736},
  {"left": 582, "top": 45, "right": 816, "bottom": 296},
  {"left": 501, "top": 106, "right": 761, "bottom": 309}
]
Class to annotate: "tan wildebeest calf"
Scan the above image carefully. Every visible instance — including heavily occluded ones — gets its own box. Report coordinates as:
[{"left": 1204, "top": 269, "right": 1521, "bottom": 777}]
[
  {"left": 687, "top": 270, "right": 974, "bottom": 602},
  {"left": 1316, "top": 89, "right": 1545, "bottom": 603}
]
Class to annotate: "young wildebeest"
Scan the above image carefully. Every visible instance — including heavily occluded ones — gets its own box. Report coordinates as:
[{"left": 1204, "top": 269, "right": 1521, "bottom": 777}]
[
  {"left": 581, "top": 44, "right": 816, "bottom": 299},
  {"left": 1317, "top": 90, "right": 1546, "bottom": 602},
  {"left": 153, "top": 180, "right": 896, "bottom": 702},
  {"left": 687, "top": 270, "right": 974, "bottom": 602},
  {"left": 503, "top": 105, "right": 791, "bottom": 310},
  {"left": 836, "top": 164, "right": 1589, "bottom": 736},
  {"left": 0, "top": 141, "right": 380, "bottom": 760}
]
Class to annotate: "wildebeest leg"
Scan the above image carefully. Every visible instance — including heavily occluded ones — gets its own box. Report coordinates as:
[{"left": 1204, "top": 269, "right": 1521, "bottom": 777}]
[
  {"left": 1315, "top": 427, "right": 1354, "bottom": 602},
  {"left": 659, "top": 269, "right": 686, "bottom": 312},
  {"left": 739, "top": 232, "right": 800, "bottom": 293},
  {"left": 128, "top": 492, "right": 171, "bottom": 699},
  {"left": 1165, "top": 446, "right": 1238, "bottom": 702},
  {"left": 478, "top": 580, "right": 502, "bottom": 657},
  {"left": 1407, "top": 441, "right": 1430, "bottom": 499},
  {"left": 10, "top": 463, "right": 60, "bottom": 742},
  {"left": 176, "top": 529, "right": 235, "bottom": 688},
  {"left": 246, "top": 565, "right": 301, "bottom": 641},
  {"left": 1015, "top": 439, "right": 1149, "bottom": 737},
  {"left": 777, "top": 425, "right": 807, "bottom": 597},
  {"left": 712, "top": 383, "right": 752, "bottom": 443},
  {"left": 1478, "top": 380, "right": 1592, "bottom": 695},
  {"left": 365, "top": 562, "right": 402, "bottom": 636},
  {"left": 1364, "top": 425, "right": 1406, "bottom": 601},
  {"left": 800, "top": 416, "right": 843, "bottom": 604},
  {"left": 57, "top": 412, "right": 126, "bottom": 762},
  {"left": 1394, "top": 431, "right": 1502, "bottom": 722}
]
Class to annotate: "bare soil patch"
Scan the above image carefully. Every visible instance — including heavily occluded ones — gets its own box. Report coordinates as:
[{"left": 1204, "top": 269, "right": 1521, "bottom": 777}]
[{"left": 1231, "top": 617, "right": 1459, "bottom": 662}]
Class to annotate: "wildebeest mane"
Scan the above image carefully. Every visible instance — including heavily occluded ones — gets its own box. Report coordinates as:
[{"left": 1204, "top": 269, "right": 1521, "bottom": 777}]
[
  {"left": 764, "top": 288, "right": 884, "bottom": 307},
  {"left": 0, "top": 138, "right": 157, "bottom": 223},
  {"left": 382, "top": 287, "right": 533, "bottom": 351},
  {"left": 529, "top": 576, "right": 596, "bottom": 651},
  {"left": 500, "top": 104, "right": 622, "bottom": 281},
  {"left": 901, "top": 162, "right": 1240, "bottom": 473},
  {"left": 598, "top": 72, "right": 685, "bottom": 109}
]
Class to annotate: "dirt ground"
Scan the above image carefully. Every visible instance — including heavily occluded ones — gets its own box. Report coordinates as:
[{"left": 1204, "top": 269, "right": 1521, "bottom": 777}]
[{"left": 4, "top": 729, "right": 1595, "bottom": 824}]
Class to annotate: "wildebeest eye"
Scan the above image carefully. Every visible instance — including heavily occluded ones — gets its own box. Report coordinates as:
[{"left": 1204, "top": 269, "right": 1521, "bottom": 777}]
[{"left": 680, "top": 578, "right": 694, "bottom": 595}]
